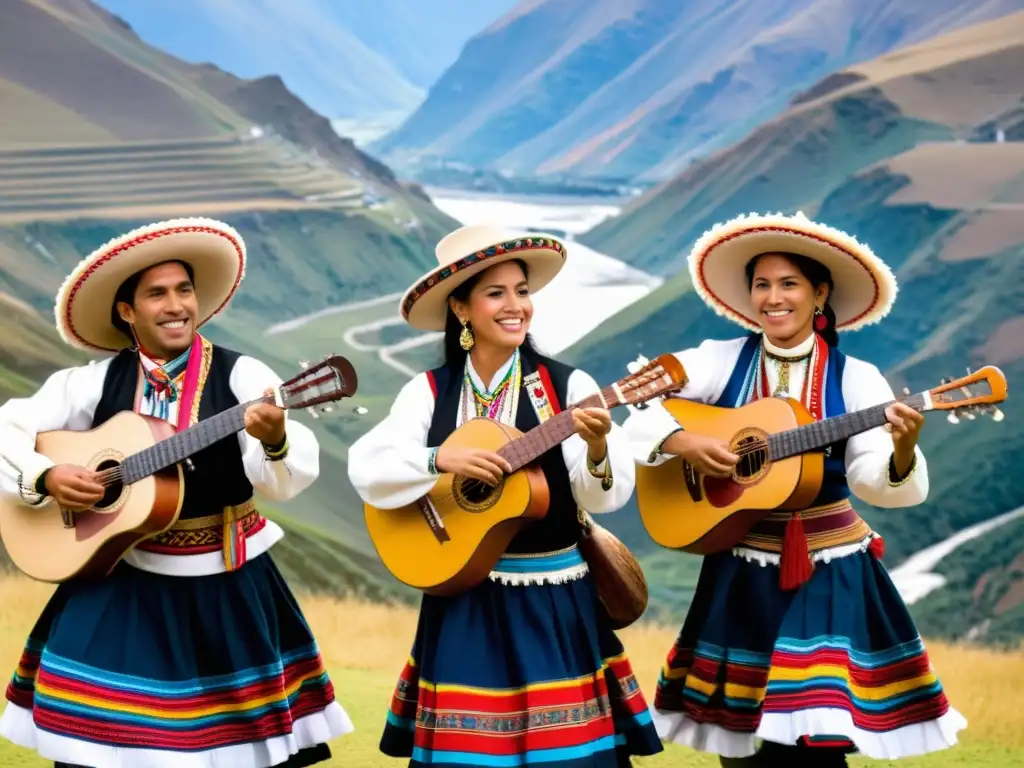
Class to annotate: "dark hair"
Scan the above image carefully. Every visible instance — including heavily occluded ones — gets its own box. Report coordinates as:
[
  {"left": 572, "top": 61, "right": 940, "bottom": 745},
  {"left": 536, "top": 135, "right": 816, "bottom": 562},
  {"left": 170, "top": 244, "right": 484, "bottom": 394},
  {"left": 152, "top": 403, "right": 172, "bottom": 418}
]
[
  {"left": 745, "top": 252, "right": 839, "bottom": 347},
  {"left": 442, "top": 258, "right": 540, "bottom": 368},
  {"left": 110, "top": 259, "right": 195, "bottom": 342}
]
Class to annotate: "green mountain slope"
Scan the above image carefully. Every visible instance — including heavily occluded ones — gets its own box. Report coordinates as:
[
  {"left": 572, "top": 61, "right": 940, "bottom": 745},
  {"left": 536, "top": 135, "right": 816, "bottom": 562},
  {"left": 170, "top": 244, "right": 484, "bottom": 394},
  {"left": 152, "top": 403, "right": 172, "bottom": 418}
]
[{"left": 910, "top": 512, "right": 1024, "bottom": 648}]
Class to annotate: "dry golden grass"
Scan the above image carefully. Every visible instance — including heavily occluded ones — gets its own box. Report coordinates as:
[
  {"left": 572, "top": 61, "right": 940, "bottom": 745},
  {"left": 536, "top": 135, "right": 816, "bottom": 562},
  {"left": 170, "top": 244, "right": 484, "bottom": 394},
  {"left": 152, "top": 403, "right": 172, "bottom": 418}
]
[{"left": 2, "top": 575, "right": 1024, "bottom": 766}]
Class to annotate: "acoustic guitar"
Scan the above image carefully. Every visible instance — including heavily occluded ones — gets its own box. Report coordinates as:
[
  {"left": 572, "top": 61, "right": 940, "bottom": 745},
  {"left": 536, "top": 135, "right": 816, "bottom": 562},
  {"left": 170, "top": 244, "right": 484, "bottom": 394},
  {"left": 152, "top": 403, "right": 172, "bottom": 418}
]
[
  {"left": 364, "top": 354, "right": 687, "bottom": 596},
  {"left": 0, "top": 355, "right": 358, "bottom": 583},
  {"left": 636, "top": 365, "right": 1008, "bottom": 554}
]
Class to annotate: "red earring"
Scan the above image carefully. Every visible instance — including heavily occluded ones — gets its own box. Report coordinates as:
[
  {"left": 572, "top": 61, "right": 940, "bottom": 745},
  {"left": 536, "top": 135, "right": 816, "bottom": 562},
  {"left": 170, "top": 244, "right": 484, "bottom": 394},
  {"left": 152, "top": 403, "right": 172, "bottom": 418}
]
[{"left": 814, "top": 307, "right": 828, "bottom": 331}]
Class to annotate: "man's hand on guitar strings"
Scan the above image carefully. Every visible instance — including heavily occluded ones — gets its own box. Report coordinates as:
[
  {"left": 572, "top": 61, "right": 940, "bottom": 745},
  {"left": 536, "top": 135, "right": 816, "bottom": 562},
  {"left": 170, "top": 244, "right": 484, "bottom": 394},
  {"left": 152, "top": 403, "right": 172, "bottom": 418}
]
[
  {"left": 435, "top": 445, "right": 513, "bottom": 487},
  {"left": 245, "top": 388, "right": 287, "bottom": 447},
  {"left": 44, "top": 464, "right": 104, "bottom": 511}
]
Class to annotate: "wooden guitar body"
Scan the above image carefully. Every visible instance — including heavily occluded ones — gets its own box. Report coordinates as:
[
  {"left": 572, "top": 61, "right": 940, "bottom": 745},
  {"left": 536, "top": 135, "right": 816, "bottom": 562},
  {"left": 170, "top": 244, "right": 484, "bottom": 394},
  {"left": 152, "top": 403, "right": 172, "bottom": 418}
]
[
  {"left": 363, "top": 417, "right": 550, "bottom": 596},
  {"left": 0, "top": 411, "right": 184, "bottom": 583},
  {"left": 636, "top": 396, "right": 823, "bottom": 554}
]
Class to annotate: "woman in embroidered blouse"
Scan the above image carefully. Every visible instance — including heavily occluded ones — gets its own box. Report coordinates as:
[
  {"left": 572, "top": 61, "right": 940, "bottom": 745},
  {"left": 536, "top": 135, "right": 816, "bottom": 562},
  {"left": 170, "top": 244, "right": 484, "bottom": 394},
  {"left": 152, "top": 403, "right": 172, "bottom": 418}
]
[
  {"left": 348, "top": 225, "right": 662, "bottom": 767},
  {"left": 622, "top": 213, "right": 966, "bottom": 767}
]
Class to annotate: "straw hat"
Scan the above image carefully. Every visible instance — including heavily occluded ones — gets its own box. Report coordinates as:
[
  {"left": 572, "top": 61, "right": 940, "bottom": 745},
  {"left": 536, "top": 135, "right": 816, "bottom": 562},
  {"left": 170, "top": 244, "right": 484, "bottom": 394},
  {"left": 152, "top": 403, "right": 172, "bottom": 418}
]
[
  {"left": 688, "top": 211, "right": 897, "bottom": 332},
  {"left": 54, "top": 217, "right": 246, "bottom": 353},
  {"left": 400, "top": 225, "right": 567, "bottom": 331}
]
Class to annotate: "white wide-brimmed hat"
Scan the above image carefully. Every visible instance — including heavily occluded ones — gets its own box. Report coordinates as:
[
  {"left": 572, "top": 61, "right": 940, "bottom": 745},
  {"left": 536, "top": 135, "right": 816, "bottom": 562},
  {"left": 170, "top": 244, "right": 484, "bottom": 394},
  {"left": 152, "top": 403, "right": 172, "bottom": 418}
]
[
  {"left": 54, "top": 217, "right": 247, "bottom": 353},
  {"left": 688, "top": 211, "right": 897, "bottom": 332},
  {"left": 399, "top": 224, "right": 567, "bottom": 331}
]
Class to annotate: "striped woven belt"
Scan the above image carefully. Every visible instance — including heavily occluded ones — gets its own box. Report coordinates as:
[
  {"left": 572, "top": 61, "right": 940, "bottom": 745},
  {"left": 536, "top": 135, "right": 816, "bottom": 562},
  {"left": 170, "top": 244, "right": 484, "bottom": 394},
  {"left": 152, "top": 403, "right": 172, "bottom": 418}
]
[
  {"left": 738, "top": 499, "right": 872, "bottom": 554},
  {"left": 136, "top": 499, "right": 264, "bottom": 571}
]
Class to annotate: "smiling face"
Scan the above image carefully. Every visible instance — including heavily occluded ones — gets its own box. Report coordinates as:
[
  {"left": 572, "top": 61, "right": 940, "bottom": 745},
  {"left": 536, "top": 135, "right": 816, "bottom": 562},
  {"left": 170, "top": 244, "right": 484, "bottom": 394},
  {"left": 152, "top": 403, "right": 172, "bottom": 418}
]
[
  {"left": 449, "top": 260, "right": 533, "bottom": 356},
  {"left": 116, "top": 260, "right": 198, "bottom": 360},
  {"left": 749, "top": 253, "right": 829, "bottom": 348}
]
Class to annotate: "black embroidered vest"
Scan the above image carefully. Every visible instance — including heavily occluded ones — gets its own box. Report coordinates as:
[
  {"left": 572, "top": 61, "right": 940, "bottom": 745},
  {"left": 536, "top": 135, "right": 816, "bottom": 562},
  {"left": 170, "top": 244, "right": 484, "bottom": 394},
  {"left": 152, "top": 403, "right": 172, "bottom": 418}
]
[
  {"left": 92, "top": 345, "right": 254, "bottom": 520},
  {"left": 426, "top": 352, "right": 579, "bottom": 555}
]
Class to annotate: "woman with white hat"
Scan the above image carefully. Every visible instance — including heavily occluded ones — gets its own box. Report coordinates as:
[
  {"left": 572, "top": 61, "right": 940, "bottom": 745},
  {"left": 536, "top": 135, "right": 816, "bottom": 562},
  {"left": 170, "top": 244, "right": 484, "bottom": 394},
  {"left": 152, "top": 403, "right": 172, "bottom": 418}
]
[
  {"left": 348, "top": 225, "right": 663, "bottom": 767},
  {"left": 623, "top": 212, "right": 967, "bottom": 766}
]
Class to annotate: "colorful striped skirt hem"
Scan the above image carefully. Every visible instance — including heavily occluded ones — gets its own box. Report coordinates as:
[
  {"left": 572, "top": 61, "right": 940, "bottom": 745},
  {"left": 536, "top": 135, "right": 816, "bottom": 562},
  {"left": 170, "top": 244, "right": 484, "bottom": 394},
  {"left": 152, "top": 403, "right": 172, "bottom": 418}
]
[
  {"left": 382, "top": 546, "right": 662, "bottom": 766},
  {"left": 0, "top": 553, "right": 352, "bottom": 767},
  {"left": 653, "top": 548, "right": 967, "bottom": 760}
]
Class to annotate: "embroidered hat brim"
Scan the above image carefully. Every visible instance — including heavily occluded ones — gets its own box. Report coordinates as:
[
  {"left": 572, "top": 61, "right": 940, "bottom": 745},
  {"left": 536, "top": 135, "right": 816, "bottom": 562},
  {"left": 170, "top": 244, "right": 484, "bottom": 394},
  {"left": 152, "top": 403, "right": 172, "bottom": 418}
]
[
  {"left": 400, "top": 226, "right": 568, "bottom": 332},
  {"left": 54, "top": 217, "right": 247, "bottom": 353},
  {"left": 688, "top": 211, "right": 898, "bottom": 333}
]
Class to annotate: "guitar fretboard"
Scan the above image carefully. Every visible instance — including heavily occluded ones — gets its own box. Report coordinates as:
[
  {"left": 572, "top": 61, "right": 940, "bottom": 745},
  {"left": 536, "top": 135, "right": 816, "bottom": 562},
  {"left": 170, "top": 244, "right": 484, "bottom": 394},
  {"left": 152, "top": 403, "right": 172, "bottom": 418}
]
[
  {"left": 496, "top": 390, "right": 607, "bottom": 471},
  {"left": 120, "top": 396, "right": 269, "bottom": 483},
  {"left": 766, "top": 393, "right": 927, "bottom": 460}
]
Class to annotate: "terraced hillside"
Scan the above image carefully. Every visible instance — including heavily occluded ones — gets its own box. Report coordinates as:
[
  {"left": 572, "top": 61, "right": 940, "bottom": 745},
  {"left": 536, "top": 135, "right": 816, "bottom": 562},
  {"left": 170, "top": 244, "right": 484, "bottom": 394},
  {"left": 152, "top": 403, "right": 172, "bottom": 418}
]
[
  {"left": 0, "top": 133, "right": 364, "bottom": 223},
  {"left": 564, "top": 14, "right": 1024, "bottom": 643}
]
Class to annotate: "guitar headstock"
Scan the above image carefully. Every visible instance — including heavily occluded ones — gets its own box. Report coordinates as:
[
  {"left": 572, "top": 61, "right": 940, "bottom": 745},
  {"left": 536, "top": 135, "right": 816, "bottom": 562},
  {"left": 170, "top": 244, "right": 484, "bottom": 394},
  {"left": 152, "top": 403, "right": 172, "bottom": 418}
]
[
  {"left": 918, "top": 365, "right": 1007, "bottom": 424},
  {"left": 612, "top": 353, "right": 687, "bottom": 408},
  {"left": 277, "top": 355, "right": 361, "bottom": 417}
]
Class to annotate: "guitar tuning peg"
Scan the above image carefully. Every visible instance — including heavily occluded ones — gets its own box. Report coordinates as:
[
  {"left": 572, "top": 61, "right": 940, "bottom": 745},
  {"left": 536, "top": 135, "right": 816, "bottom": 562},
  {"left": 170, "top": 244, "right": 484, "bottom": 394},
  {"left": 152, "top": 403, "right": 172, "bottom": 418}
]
[
  {"left": 299, "top": 360, "right": 310, "bottom": 369},
  {"left": 992, "top": 407, "right": 1005, "bottom": 422},
  {"left": 321, "top": 405, "right": 333, "bottom": 413},
  {"left": 965, "top": 411, "right": 976, "bottom": 420},
  {"left": 306, "top": 406, "right": 320, "bottom": 419},
  {"left": 354, "top": 406, "right": 368, "bottom": 416},
  {"left": 902, "top": 387, "right": 911, "bottom": 396},
  {"left": 946, "top": 412, "right": 960, "bottom": 424}
]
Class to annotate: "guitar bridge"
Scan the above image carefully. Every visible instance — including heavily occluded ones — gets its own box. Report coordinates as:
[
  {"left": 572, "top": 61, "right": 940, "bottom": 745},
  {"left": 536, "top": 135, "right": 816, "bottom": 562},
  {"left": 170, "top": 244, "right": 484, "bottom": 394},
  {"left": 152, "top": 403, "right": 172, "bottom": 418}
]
[
  {"left": 415, "top": 496, "right": 450, "bottom": 544},
  {"left": 683, "top": 460, "right": 703, "bottom": 502},
  {"left": 60, "top": 507, "right": 76, "bottom": 529}
]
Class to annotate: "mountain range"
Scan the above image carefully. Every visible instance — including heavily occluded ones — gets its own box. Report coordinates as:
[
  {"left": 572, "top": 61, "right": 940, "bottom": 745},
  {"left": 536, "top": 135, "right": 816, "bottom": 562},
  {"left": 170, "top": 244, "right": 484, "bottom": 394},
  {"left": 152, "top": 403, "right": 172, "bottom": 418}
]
[
  {"left": 372, "top": 0, "right": 1024, "bottom": 182},
  {"left": 0, "top": 0, "right": 1021, "bottom": 644}
]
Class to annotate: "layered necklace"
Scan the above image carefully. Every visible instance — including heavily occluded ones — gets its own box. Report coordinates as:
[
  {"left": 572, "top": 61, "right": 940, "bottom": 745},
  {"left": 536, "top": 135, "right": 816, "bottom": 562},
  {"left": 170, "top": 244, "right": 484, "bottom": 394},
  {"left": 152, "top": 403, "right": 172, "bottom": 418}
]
[
  {"left": 460, "top": 349, "right": 522, "bottom": 427},
  {"left": 138, "top": 345, "right": 191, "bottom": 422},
  {"left": 763, "top": 344, "right": 812, "bottom": 398}
]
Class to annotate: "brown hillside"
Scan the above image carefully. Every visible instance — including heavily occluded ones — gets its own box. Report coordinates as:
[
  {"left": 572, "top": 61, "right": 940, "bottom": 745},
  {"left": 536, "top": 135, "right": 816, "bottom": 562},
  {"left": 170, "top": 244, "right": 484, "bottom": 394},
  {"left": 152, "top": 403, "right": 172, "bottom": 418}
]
[{"left": 582, "top": 10, "right": 1024, "bottom": 275}]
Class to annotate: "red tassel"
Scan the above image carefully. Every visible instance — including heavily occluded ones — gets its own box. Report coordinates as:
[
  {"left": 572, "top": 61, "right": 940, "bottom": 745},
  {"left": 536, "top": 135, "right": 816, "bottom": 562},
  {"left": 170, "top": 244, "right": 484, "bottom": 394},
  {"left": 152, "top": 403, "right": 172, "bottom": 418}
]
[
  {"left": 869, "top": 535, "right": 885, "bottom": 560},
  {"left": 779, "top": 511, "right": 814, "bottom": 590}
]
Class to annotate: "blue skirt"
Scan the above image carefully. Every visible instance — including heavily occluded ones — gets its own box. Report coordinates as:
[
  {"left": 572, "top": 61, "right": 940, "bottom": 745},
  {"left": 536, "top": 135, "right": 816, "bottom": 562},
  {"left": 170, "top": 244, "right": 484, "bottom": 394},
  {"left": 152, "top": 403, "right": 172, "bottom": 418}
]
[
  {"left": 0, "top": 553, "right": 352, "bottom": 767},
  {"left": 381, "top": 546, "right": 662, "bottom": 767},
  {"left": 653, "top": 547, "right": 967, "bottom": 760}
]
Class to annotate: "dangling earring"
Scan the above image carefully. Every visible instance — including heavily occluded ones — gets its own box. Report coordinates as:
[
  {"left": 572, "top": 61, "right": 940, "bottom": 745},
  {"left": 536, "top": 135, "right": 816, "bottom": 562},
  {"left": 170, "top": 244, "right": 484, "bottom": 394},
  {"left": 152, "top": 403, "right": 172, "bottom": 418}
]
[
  {"left": 814, "top": 305, "right": 828, "bottom": 331},
  {"left": 459, "top": 318, "right": 475, "bottom": 351}
]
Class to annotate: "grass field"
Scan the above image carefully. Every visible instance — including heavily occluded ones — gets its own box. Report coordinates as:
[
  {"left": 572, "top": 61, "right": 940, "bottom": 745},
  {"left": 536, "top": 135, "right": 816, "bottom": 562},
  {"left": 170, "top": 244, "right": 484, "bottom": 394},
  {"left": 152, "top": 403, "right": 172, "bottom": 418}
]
[{"left": 0, "top": 575, "right": 1022, "bottom": 767}]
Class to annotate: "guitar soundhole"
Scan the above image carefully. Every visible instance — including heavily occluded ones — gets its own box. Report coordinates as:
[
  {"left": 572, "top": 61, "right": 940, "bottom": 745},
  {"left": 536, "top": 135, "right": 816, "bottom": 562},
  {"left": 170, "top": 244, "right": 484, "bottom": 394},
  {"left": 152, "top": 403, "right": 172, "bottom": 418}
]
[
  {"left": 452, "top": 475, "right": 504, "bottom": 513},
  {"left": 731, "top": 430, "right": 769, "bottom": 484},
  {"left": 94, "top": 458, "right": 125, "bottom": 510}
]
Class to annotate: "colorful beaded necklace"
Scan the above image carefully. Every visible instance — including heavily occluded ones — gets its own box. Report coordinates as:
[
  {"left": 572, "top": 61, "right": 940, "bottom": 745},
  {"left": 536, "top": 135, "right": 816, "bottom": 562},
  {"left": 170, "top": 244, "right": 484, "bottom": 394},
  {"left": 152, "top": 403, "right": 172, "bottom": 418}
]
[{"left": 460, "top": 350, "right": 522, "bottom": 426}]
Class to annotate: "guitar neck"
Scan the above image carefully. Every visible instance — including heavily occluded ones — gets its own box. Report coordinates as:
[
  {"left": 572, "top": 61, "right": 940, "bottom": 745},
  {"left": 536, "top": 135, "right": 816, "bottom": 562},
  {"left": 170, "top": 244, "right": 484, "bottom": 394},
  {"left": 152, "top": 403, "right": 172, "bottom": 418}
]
[
  {"left": 497, "top": 389, "right": 610, "bottom": 472},
  {"left": 120, "top": 397, "right": 269, "bottom": 483},
  {"left": 767, "top": 392, "right": 928, "bottom": 460}
]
